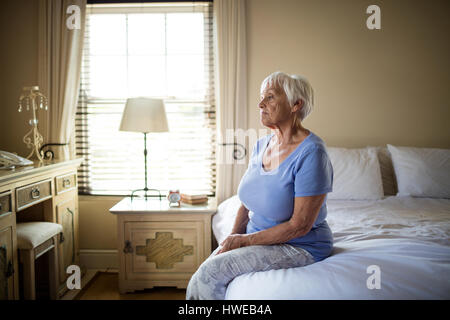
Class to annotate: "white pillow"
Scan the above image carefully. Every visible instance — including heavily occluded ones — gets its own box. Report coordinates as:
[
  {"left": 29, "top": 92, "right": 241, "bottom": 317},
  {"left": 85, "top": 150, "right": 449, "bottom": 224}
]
[
  {"left": 387, "top": 144, "right": 450, "bottom": 198},
  {"left": 326, "top": 147, "right": 384, "bottom": 200},
  {"left": 212, "top": 195, "right": 241, "bottom": 244}
]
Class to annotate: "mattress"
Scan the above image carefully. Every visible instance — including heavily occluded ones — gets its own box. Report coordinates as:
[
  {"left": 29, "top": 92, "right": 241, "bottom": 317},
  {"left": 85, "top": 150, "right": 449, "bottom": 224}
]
[{"left": 212, "top": 195, "right": 450, "bottom": 299}]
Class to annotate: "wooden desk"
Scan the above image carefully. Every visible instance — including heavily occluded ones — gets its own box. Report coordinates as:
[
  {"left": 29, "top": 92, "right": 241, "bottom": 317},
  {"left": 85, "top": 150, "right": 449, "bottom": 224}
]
[
  {"left": 110, "top": 197, "right": 216, "bottom": 293},
  {"left": 0, "top": 158, "right": 83, "bottom": 300}
]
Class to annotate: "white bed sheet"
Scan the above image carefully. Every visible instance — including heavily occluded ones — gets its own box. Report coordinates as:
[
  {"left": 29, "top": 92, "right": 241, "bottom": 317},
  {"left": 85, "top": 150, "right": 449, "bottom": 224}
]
[{"left": 212, "top": 196, "right": 450, "bottom": 299}]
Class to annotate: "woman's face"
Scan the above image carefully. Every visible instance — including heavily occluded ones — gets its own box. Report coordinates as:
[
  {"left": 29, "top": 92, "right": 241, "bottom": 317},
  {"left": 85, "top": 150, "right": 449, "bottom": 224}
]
[{"left": 259, "top": 85, "right": 292, "bottom": 129}]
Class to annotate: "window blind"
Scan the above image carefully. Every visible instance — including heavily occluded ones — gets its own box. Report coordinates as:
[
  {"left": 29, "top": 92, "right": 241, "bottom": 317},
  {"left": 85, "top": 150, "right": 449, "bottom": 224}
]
[{"left": 75, "top": 2, "right": 216, "bottom": 196}]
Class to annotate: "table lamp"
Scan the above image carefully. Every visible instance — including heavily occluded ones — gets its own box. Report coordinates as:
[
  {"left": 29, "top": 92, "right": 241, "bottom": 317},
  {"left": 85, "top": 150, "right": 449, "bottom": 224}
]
[
  {"left": 119, "top": 98, "right": 169, "bottom": 200},
  {"left": 18, "top": 86, "right": 49, "bottom": 162}
]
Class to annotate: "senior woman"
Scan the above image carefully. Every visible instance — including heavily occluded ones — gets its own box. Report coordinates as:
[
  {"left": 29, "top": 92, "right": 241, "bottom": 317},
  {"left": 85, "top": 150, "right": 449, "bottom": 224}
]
[{"left": 186, "top": 71, "right": 333, "bottom": 300}]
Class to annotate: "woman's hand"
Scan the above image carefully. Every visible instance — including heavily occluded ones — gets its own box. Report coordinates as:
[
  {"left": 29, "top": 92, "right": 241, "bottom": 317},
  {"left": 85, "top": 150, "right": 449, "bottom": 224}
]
[{"left": 216, "top": 234, "right": 251, "bottom": 255}]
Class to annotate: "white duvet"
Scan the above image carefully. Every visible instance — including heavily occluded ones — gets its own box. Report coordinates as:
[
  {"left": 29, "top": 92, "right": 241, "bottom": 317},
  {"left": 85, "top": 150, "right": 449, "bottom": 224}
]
[{"left": 212, "top": 196, "right": 450, "bottom": 299}]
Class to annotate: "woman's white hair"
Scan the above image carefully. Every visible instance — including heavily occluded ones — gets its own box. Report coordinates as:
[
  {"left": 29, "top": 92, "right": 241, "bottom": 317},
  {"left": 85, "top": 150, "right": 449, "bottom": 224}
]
[{"left": 260, "top": 71, "right": 314, "bottom": 121}]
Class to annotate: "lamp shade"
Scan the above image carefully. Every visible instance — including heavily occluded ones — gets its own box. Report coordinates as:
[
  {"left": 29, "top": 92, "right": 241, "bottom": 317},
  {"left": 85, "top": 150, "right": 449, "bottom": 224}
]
[{"left": 119, "top": 98, "right": 169, "bottom": 133}]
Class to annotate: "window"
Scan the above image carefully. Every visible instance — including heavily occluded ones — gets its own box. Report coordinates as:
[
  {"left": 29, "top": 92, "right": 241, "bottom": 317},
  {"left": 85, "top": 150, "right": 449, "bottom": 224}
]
[{"left": 76, "top": 3, "right": 216, "bottom": 196}]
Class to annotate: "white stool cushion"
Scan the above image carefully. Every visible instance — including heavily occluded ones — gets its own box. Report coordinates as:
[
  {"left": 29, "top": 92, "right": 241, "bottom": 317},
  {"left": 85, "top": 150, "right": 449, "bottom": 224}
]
[{"left": 17, "top": 222, "right": 63, "bottom": 250}]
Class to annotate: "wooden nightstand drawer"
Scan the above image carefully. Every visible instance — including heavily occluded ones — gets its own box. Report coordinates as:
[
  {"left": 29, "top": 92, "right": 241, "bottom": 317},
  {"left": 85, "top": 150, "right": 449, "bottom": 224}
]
[
  {"left": 124, "top": 221, "right": 203, "bottom": 278},
  {"left": 55, "top": 173, "right": 77, "bottom": 195},
  {"left": 0, "top": 191, "right": 12, "bottom": 217},
  {"left": 16, "top": 179, "right": 52, "bottom": 211}
]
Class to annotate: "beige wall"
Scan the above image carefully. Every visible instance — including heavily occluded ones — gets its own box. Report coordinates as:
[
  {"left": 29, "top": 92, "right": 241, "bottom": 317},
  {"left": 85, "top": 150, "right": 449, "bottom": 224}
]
[
  {"left": 247, "top": 0, "right": 450, "bottom": 148},
  {"left": 78, "top": 196, "right": 121, "bottom": 250},
  {"left": 0, "top": 0, "right": 39, "bottom": 156},
  {"left": 1, "top": 1, "right": 449, "bottom": 252}
]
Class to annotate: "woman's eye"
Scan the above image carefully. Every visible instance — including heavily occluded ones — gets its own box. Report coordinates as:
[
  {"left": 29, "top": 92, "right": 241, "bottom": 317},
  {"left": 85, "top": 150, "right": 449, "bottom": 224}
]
[{"left": 259, "top": 95, "right": 274, "bottom": 102}]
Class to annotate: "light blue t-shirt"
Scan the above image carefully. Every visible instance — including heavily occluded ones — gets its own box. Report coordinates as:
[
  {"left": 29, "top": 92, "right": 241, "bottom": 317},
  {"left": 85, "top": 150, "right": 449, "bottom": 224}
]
[{"left": 237, "top": 132, "right": 334, "bottom": 262}]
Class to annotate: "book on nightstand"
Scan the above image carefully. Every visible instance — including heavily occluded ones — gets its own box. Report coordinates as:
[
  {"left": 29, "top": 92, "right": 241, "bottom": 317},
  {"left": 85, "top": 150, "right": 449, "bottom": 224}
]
[{"left": 180, "top": 192, "right": 208, "bottom": 204}]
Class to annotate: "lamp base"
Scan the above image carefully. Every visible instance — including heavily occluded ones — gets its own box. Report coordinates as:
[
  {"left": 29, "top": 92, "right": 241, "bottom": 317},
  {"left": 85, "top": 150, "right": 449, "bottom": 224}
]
[{"left": 130, "top": 187, "right": 163, "bottom": 201}]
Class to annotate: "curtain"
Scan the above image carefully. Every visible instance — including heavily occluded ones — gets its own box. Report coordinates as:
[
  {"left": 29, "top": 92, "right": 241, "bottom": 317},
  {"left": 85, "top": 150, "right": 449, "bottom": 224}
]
[
  {"left": 38, "top": 0, "right": 86, "bottom": 160},
  {"left": 214, "top": 0, "right": 248, "bottom": 204}
]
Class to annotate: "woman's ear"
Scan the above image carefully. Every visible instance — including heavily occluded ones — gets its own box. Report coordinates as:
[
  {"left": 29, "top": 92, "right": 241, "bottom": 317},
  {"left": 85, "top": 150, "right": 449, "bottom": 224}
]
[{"left": 292, "top": 99, "right": 303, "bottom": 113}]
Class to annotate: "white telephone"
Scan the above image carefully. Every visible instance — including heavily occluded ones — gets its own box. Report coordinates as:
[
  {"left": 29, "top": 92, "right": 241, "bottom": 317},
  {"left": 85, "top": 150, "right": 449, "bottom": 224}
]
[{"left": 0, "top": 150, "right": 34, "bottom": 169}]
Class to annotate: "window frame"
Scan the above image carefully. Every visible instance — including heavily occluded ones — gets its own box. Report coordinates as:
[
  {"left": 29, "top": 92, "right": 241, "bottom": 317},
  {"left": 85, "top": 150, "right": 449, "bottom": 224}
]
[{"left": 75, "top": 2, "right": 216, "bottom": 197}]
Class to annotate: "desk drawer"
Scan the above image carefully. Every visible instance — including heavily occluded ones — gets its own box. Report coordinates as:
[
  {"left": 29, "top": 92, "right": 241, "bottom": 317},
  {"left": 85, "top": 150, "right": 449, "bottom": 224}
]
[
  {"left": 0, "top": 191, "right": 12, "bottom": 217},
  {"left": 55, "top": 173, "right": 77, "bottom": 195},
  {"left": 16, "top": 179, "right": 52, "bottom": 211}
]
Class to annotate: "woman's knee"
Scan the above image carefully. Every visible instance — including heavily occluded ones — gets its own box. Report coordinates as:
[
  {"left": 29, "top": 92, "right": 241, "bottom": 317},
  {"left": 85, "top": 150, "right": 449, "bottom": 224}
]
[
  {"left": 190, "top": 247, "right": 259, "bottom": 288},
  {"left": 193, "top": 251, "right": 238, "bottom": 284},
  {"left": 198, "top": 256, "right": 223, "bottom": 282}
]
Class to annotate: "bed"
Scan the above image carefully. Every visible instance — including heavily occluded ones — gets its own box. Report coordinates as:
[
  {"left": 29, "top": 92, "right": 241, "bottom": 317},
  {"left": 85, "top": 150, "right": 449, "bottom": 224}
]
[{"left": 212, "top": 145, "right": 450, "bottom": 299}]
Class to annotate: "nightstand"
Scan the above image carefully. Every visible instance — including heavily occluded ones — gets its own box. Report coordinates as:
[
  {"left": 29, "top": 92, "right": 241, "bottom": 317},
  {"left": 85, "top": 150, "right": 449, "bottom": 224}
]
[{"left": 109, "top": 197, "right": 216, "bottom": 294}]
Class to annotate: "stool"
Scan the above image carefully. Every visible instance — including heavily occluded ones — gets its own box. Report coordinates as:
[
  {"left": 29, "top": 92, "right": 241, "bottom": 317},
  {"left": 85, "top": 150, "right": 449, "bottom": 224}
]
[{"left": 16, "top": 222, "right": 63, "bottom": 300}]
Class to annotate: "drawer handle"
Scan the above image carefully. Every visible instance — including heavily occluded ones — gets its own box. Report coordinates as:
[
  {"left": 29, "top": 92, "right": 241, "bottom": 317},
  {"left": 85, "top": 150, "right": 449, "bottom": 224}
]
[
  {"left": 0, "top": 203, "right": 2, "bottom": 211},
  {"left": 123, "top": 241, "right": 133, "bottom": 254},
  {"left": 31, "top": 187, "right": 40, "bottom": 199},
  {"left": 63, "top": 178, "right": 71, "bottom": 188}
]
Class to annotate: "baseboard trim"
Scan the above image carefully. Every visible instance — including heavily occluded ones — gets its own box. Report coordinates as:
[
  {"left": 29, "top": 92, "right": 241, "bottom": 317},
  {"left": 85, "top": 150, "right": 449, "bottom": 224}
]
[{"left": 79, "top": 249, "right": 118, "bottom": 270}]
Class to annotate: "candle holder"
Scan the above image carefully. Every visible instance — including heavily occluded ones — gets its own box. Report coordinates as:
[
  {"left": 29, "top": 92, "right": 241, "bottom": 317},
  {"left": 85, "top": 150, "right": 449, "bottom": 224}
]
[{"left": 18, "top": 86, "right": 49, "bottom": 162}]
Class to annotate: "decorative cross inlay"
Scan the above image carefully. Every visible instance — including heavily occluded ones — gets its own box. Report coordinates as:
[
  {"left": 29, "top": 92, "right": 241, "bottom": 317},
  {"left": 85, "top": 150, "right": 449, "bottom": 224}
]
[{"left": 135, "top": 232, "right": 194, "bottom": 269}]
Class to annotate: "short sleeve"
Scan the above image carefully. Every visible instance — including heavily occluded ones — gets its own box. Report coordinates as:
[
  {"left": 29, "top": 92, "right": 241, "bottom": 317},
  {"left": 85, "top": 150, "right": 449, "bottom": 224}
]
[{"left": 294, "top": 148, "right": 333, "bottom": 197}]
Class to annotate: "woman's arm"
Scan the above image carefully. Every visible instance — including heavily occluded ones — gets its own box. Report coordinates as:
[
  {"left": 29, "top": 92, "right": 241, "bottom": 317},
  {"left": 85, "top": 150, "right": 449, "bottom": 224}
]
[
  {"left": 246, "top": 194, "right": 325, "bottom": 246},
  {"left": 217, "top": 194, "right": 326, "bottom": 254},
  {"left": 231, "top": 203, "right": 250, "bottom": 234}
]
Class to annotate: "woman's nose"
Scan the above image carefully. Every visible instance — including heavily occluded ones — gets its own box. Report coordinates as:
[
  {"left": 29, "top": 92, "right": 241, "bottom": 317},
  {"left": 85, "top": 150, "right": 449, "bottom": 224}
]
[{"left": 258, "top": 99, "right": 265, "bottom": 109}]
